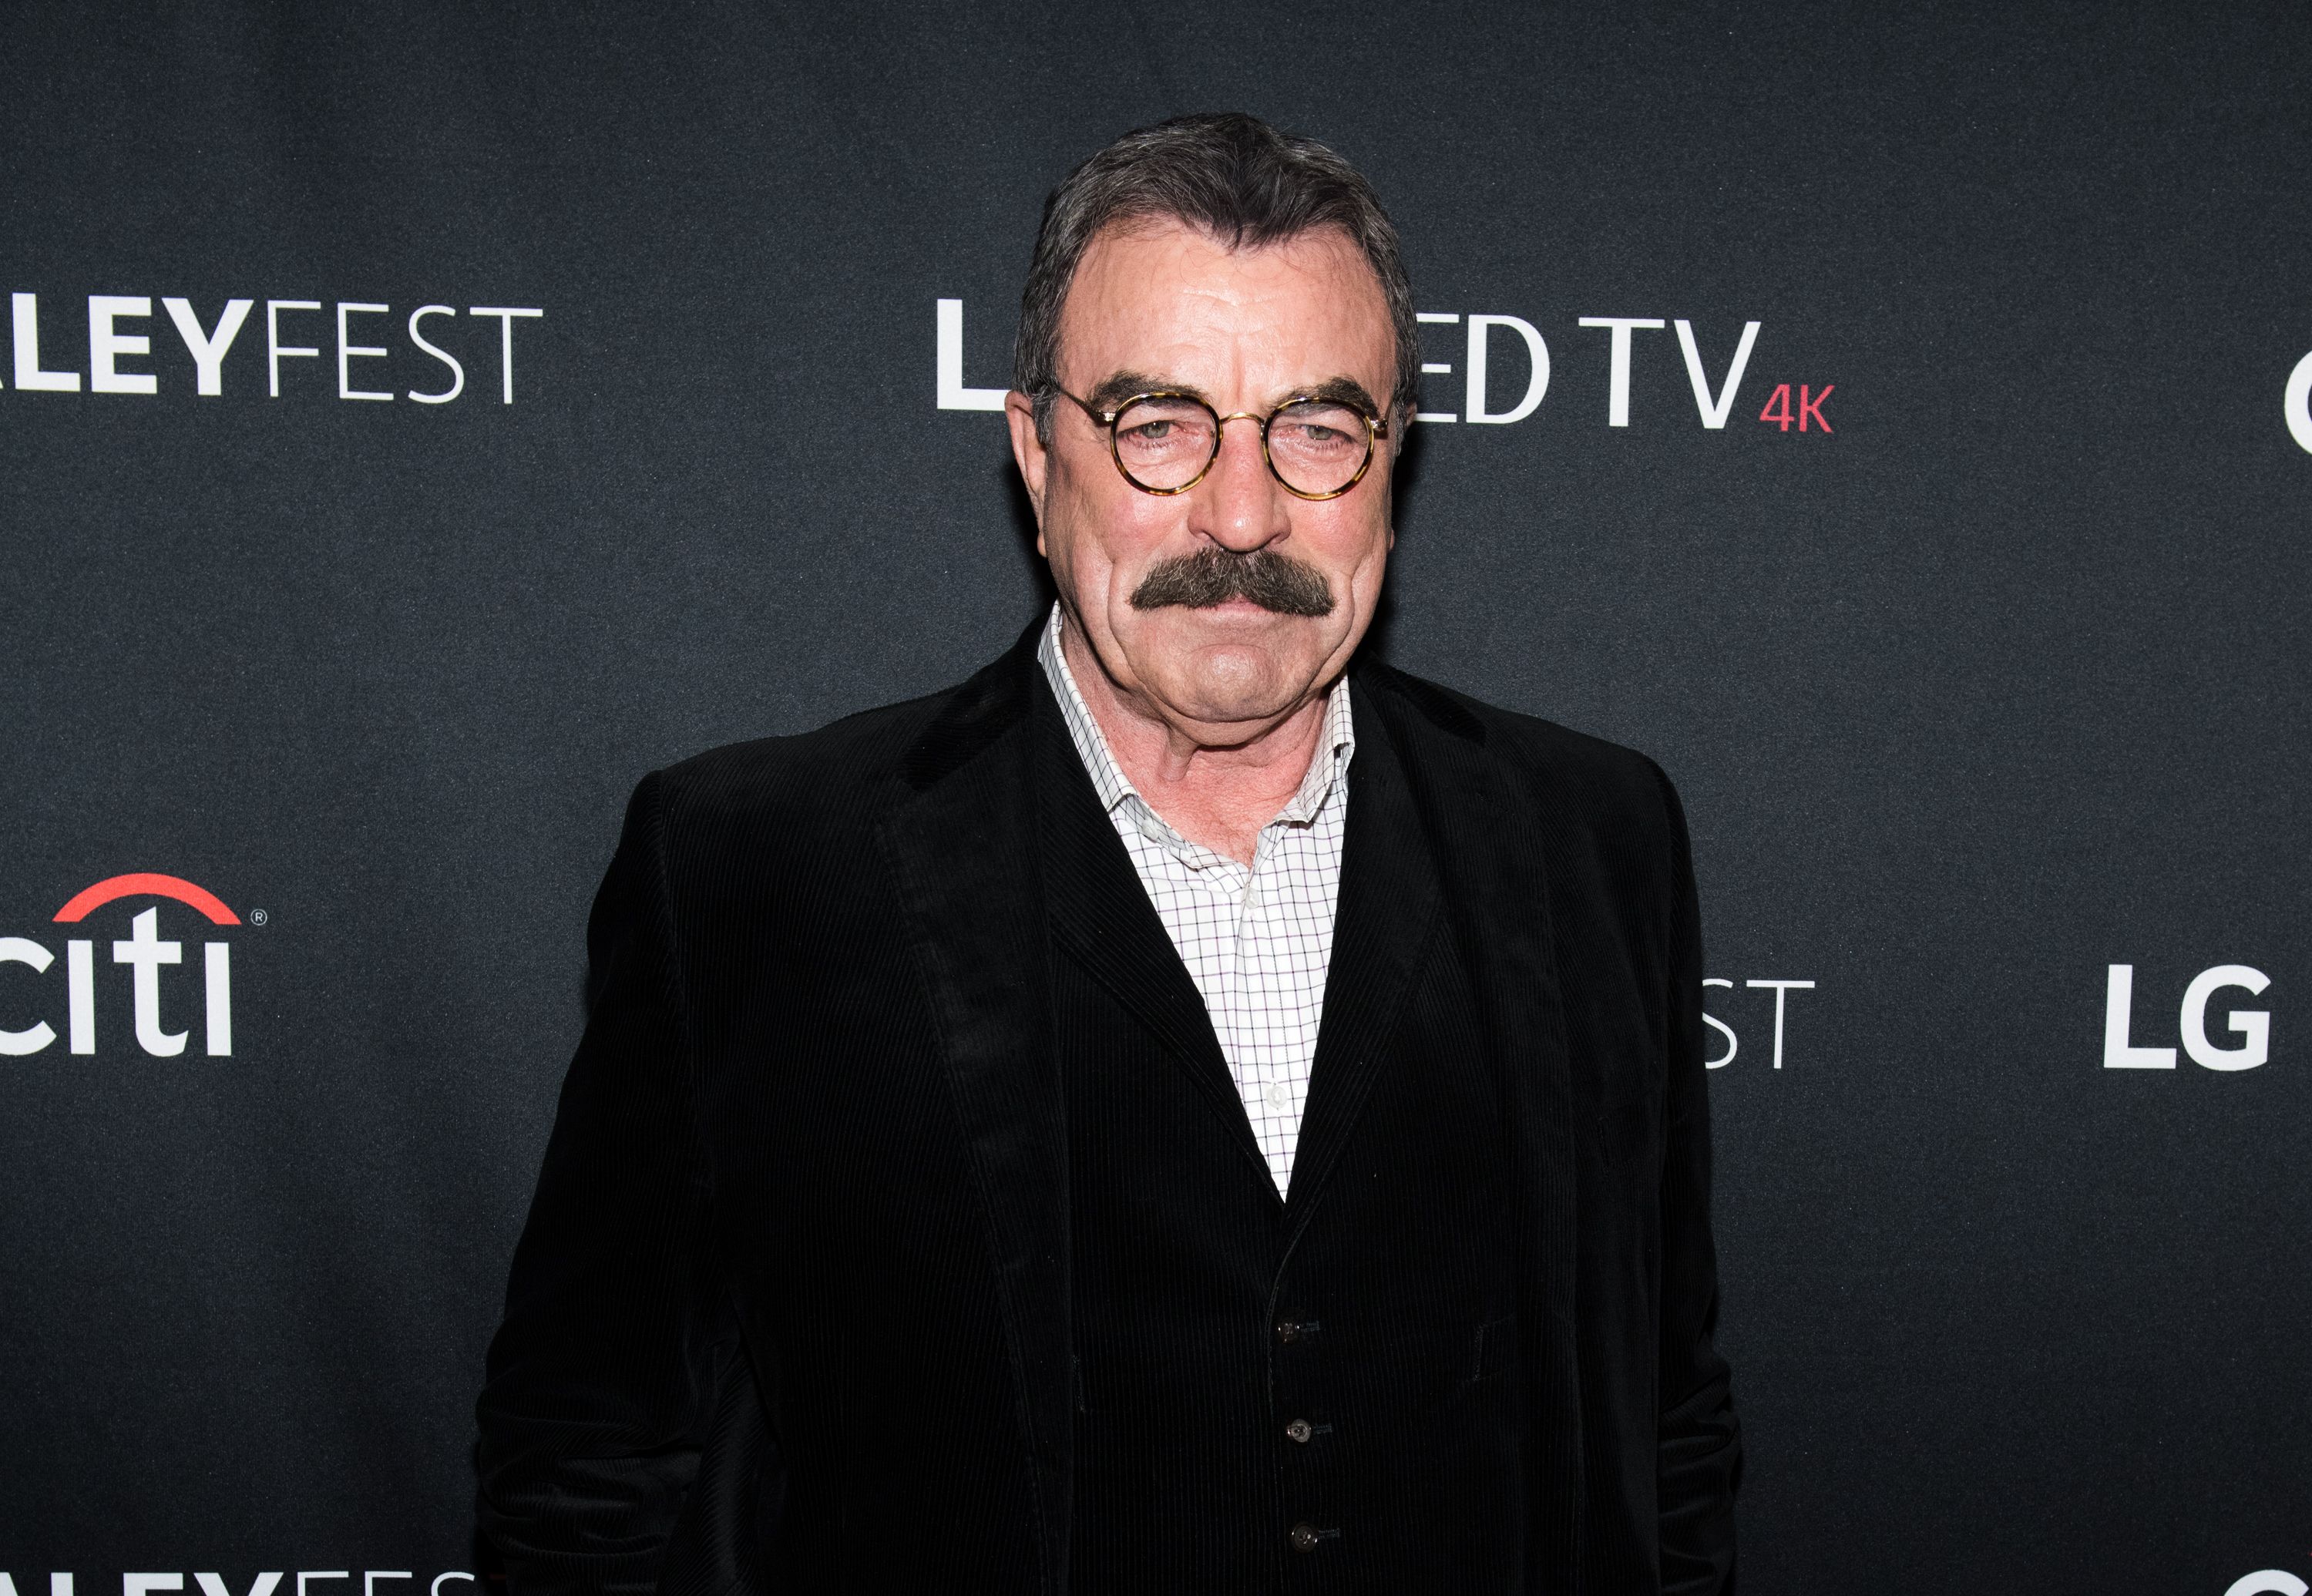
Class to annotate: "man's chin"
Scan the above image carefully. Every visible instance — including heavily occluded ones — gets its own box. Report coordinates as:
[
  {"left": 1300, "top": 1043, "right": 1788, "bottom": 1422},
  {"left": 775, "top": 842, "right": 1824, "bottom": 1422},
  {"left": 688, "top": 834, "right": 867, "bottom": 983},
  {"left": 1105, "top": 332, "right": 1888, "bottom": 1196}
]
[{"left": 1145, "top": 656, "right": 1317, "bottom": 733}]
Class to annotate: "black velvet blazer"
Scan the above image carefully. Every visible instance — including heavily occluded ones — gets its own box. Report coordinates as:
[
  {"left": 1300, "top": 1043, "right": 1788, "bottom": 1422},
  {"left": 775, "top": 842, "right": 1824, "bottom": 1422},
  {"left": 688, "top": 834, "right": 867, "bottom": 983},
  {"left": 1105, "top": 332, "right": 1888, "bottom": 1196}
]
[{"left": 476, "top": 626, "right": 1740, "bottom": 1595}]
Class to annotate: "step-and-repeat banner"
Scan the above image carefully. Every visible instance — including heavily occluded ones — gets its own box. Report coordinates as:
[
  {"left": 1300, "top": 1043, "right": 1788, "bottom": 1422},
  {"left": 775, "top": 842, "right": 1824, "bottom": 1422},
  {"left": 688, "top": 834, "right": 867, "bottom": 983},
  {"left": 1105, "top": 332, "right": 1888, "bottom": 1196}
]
[{"left": 3, "top": 5, "right": 2305, "bottom": 1593}]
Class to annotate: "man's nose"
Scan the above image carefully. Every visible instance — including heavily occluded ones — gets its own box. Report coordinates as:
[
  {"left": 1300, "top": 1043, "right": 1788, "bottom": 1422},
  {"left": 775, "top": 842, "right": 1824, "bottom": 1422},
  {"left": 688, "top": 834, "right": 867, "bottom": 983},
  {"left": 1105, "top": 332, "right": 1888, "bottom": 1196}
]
[{"left": 1192, "top": 414, "right": 1291, "bottom": 551}]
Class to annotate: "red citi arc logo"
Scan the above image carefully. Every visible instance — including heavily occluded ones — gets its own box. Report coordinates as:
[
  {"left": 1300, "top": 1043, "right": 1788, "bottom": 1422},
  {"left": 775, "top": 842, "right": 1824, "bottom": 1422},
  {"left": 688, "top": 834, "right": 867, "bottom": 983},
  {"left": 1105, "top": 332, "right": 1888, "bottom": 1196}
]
[{"left": 1, "top": 873, "right": 240, "bottom": 1058}]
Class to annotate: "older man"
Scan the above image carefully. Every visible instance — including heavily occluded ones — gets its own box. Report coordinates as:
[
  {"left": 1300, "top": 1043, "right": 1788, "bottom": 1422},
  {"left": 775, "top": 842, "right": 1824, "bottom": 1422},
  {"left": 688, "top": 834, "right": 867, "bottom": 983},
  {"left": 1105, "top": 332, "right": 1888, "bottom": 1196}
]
[{"left": 479, "top": 113, "right": 1739, "bottom": 1595}]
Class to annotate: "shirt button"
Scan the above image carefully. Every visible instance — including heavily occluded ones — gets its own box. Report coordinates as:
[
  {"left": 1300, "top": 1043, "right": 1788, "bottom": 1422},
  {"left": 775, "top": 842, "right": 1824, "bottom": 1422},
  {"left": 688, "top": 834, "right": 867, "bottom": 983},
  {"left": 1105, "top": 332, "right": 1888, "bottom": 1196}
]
[
  {"left": 1263, "top": 1082, "right": 1292, "bottom": 1110},
  {"left": 1285, "top": 1418, "right": 1313, "bottom": 1443},
  {"left": 1289, "top": 1524, "right": 1322, "bottom": 1553}
]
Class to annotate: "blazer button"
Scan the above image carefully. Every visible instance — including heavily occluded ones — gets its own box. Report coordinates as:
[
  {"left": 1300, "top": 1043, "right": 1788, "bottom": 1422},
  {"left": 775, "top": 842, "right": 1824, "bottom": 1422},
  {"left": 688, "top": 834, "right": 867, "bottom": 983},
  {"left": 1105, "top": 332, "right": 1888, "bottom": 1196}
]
[
  {"left": 1285, "top": 1418, "right": 1313, "bottom": 1443},
  {"left": 1289, "top": 1523, "right": 1322, "bottom": 1553},
  {"left": 1275, "top": 1319, "right": 1303, "bottom": 1344}
]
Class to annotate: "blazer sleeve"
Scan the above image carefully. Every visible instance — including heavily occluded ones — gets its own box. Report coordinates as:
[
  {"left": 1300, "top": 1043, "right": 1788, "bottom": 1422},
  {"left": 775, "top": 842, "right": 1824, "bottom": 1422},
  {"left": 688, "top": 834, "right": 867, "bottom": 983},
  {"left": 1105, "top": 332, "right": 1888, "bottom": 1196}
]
[
  {"left": 1652, "top": 764, "right": 1743, "bottom": 1593},
  {"left": 477, "top": 771, "right": 734, "bottom": 1596}
]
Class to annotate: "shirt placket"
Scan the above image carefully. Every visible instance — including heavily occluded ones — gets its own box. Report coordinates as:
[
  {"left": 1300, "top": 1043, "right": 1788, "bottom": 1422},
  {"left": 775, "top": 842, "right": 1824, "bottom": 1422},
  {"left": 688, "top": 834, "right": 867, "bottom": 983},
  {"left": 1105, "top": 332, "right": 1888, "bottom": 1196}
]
[{"left": 1238, "top": 825, "right": 1293, "bottom": 1170}]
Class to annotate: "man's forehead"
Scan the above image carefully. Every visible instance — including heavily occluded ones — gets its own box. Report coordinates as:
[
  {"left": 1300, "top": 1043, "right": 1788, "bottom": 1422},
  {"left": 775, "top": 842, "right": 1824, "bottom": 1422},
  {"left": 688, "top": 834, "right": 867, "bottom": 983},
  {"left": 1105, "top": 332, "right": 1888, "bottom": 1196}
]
[{"left": 1059, "top": 219, "right": 1393, "bottom": 384}]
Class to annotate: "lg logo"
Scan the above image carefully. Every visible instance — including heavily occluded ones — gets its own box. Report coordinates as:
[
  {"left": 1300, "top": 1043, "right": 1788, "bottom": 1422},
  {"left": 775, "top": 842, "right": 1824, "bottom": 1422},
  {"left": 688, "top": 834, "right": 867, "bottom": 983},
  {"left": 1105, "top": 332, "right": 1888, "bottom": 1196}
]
[
  {"left": 936, "top": 298, "right": 1833, "bottom": 434},
  {"left": 2102, "top": 963, "right": 2273, "bottom": 1071},
  {"left": 0, "top": 874, "right": 244, "bottom": 1059}
]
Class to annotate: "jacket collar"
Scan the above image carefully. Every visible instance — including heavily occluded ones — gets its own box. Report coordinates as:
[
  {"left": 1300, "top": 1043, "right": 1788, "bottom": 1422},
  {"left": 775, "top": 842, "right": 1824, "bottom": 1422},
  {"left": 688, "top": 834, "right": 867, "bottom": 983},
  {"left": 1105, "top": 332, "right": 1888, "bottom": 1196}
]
[
  {"left": 876, "top": 623, "right": 1074, "bottom": 1591},
  {"left": 889, "top": 623, "right": 1484, "bottom": 1221}
]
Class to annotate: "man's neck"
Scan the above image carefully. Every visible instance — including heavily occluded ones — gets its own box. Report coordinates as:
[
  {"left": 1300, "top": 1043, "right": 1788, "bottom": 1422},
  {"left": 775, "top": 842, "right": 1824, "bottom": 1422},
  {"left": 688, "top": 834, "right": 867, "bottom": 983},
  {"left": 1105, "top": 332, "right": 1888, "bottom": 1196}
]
[{"left": 1060, "top": 617, "right": 1329, "bottom": 867}]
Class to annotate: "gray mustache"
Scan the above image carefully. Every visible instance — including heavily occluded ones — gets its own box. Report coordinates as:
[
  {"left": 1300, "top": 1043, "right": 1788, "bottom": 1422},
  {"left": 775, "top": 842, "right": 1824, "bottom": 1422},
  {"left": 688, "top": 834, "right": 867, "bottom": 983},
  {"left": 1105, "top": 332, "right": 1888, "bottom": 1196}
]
[{"left": 1128, "top": 548, "right": 1336, "bottom": 617}]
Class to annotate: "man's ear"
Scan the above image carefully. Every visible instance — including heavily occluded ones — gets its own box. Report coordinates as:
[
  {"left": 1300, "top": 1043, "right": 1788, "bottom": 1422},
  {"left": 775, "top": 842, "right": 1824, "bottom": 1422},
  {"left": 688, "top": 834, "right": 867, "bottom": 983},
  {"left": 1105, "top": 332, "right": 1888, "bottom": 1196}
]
[{"left": 1004, "top": 390, "right": 1048, "bottom": 553}]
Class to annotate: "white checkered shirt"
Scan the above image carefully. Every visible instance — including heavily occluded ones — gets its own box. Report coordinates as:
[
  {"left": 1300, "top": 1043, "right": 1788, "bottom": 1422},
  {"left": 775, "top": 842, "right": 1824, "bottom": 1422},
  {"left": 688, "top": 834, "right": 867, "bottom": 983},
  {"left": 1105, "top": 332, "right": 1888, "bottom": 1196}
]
[{"left": 1040, "top": 605, "right": 1354, "bottom": 1197}]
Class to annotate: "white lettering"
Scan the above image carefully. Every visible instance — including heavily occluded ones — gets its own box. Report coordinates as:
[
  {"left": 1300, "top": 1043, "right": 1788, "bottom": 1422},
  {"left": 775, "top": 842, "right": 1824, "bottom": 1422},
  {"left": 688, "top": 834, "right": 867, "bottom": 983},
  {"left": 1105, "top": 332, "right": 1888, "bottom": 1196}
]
[
  {"left": 428, "top": 1580, "right": 474, "bottom": 1596},
  {"left": 67, "top": 939, "right": 95, "bottom": 1050},
  {"left": 1577, "top": 316, "right": 1665, "bottom": 427},
  {"left": 936, "top": 299, "right": 1006, "bottom": 411},
  {"left": 1674, "top": 319, "right": 1761, "bottom": 428},
  {"left": 68, "top": 939, "right": 95, "bottom": 1053},
  {"left": 2224, "top": 1574, "right": 2309, "bottom": 1596},
  {"left": 125, "top": 1578, "right": 184, "bottom": 1596},
  {"left": 163, "top": 298, "right": 254, "bottom": 396},
  {"left": 0, "top": 1574, "right": 74, "bottom": 1596},
  {"left": 337, "top": 302, "right": 393, "bottom": 401},
  {"left": 194, "top": 1574, "right": 281, "bottom": 1596},
  {"left": 1414, "top": 312, "right": 1460, "bottom": 422},
  {"left": 407, "top": 305, "right": 464, "bottom": 403},
  {"left": 113, "top": 906, "right": 186, "bottom": 1058},
  {"left": 295, "top": 1576, "right": 348, "bottom": 1596},
  {"left": 2103, "top": 963, "right": 2177, "bottom": 1068},
  {"left": 268, "top": 301, "right": 322, "bottom": 397},
  {"left": 1701, "top": 976, "right": 1736, "bottom": 1068},
  {"left": 1465, "top": 314, "right": 1549, "bottom": 425},
  {"left": 205, "top": 940, "right": 233, "bottom": 1057},
  {"left": 12, "top": 293, "right": 83, "bottom": 391},
  {"left": 1743, "top": 979, "right": 1816, "bottom": 1069},
  {"left": 89, "top": 295, "right": 157, "bottom": 394},
  {"left": 467, "top": 306, "right": 543, "bottom": 404},
  {"left": 0, "top": 936, "right": 56, "bottom": 1055},
  {"left": 362, "top": 1577, "right": 410, "bottom": 1596},
  {"left": 2287, "top": 351, "right": 2312, "bottom": 455},
  {"left": 2180, "top": 964, "right": 2270, "bottom": 1071}
]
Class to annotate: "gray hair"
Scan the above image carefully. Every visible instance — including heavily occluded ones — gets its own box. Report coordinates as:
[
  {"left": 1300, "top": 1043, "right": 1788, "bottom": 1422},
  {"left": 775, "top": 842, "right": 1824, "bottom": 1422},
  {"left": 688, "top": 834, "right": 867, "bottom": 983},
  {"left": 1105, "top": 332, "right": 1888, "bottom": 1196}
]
[{"left": 1014, "top": 113, "right": 1420, "bottom": 442}]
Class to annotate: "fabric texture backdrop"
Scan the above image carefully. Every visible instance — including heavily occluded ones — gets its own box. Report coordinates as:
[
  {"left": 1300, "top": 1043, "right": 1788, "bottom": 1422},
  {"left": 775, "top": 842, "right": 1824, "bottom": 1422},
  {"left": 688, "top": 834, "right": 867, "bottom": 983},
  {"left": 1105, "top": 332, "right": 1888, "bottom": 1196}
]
[{"left": 1, "top": 4, "right": 2304, "bottom": 1593}]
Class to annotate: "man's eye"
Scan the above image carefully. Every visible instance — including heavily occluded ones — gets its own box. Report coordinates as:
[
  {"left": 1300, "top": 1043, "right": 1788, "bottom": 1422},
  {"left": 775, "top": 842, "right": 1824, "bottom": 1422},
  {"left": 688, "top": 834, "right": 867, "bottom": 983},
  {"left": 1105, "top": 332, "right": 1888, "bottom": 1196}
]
[{"left": 1127, "top": 421, "right": 1175, "bottom": 442}]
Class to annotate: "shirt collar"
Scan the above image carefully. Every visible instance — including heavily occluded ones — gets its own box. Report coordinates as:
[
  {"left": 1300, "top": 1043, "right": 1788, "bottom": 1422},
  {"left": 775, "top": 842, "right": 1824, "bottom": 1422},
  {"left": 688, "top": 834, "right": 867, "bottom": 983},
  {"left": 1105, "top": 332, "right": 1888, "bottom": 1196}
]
[{"left": 1037, "top": 602, "right": 1356, "bottom": 835}]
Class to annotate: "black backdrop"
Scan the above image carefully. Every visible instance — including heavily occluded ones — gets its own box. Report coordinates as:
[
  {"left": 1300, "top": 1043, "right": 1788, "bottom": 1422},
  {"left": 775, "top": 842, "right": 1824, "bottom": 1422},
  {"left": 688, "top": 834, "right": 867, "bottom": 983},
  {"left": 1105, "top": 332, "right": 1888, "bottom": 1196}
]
[{"left": 3, "top": 5, "right": 2307, "bottom": 1592}]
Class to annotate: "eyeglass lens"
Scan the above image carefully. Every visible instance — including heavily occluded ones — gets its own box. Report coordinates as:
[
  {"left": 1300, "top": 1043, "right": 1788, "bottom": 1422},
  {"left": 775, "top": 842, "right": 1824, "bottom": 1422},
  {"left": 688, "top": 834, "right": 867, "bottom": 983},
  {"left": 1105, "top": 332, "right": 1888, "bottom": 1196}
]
[{"left": 1111, "top": 396, "right": 1371, "bottom": 496}]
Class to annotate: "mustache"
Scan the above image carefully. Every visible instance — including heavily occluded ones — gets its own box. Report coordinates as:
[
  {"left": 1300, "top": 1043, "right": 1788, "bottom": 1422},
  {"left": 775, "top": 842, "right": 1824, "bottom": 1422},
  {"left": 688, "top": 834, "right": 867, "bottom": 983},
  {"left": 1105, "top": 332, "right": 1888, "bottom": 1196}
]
[{"left": 1127, "top": 548, "right": 1336, "bottom": 617}]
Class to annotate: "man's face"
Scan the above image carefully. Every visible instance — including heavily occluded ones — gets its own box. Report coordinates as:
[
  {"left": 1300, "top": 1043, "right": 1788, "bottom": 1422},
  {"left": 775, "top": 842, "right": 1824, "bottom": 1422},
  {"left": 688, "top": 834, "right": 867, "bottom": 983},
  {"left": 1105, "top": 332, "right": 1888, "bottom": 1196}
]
[{"left": 1006, "top": 219, "right": 1399, "bottom": 739}]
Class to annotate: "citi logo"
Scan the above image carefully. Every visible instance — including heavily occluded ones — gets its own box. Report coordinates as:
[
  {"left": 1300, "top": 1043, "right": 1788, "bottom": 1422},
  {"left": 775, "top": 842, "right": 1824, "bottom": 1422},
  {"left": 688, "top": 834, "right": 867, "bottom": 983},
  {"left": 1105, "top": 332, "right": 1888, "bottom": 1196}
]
[
  {"left": 936, "top": 297, "right": 1836, "bottom": 435},
  {"left": 2102, "top": 963, "right": 2273, "bottom": 1071},
  {"left": 0, "top": 873, "right": 244, "bottom": 1059}
]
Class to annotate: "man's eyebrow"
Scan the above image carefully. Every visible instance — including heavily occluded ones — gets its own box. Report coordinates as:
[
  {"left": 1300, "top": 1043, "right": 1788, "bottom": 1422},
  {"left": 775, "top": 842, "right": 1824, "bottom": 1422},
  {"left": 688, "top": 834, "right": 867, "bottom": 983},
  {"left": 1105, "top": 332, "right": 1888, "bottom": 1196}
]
[
  {"left": 1299, "top": 376, "right": 1383, "bottom": 416},
  {"left": 1084, "top": 371, "right": 1204, "bottom": 410},
  {"left": 1084, "top": 372, "right": 1384, "bottom": 415}
]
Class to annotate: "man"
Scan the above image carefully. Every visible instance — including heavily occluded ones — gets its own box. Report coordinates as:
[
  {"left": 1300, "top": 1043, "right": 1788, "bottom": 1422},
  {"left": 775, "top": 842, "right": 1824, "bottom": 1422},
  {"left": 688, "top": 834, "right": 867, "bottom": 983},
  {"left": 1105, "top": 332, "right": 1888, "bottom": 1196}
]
[{"left": 478, "top": 113, "right": 1739, "bottom": 1594}]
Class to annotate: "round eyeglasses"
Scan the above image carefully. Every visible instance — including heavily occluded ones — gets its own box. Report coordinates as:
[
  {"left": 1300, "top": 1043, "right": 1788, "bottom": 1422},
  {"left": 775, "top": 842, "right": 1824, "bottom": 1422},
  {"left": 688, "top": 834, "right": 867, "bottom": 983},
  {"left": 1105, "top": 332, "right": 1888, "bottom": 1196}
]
[{"left": 1053, "top": 388, "right": 1390, "bottom": 500}]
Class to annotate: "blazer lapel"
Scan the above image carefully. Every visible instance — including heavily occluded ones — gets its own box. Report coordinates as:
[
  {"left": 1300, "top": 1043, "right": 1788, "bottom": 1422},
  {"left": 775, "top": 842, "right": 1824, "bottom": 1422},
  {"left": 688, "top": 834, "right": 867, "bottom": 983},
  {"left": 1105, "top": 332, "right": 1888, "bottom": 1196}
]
[
  {"left": 1356, "top": 666, "right": 1588, "bottom": 1587},
  {"left": 873, "top": 633, "right": 1073, "bottom": 1591},
  {"left": 1033, "top": 678, "right": 1270, "bottom": 1180},
  {"left": 1283, "top": 677, "right": 1446, "bottom": 1213}
]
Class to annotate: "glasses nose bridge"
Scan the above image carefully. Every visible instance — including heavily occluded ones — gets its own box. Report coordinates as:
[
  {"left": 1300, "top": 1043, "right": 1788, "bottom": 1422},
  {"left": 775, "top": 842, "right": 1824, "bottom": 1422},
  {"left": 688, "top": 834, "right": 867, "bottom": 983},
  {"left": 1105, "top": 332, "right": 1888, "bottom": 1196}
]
[{"left": 1207, "top": 408, "right": 1275, "bottom": 479}]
